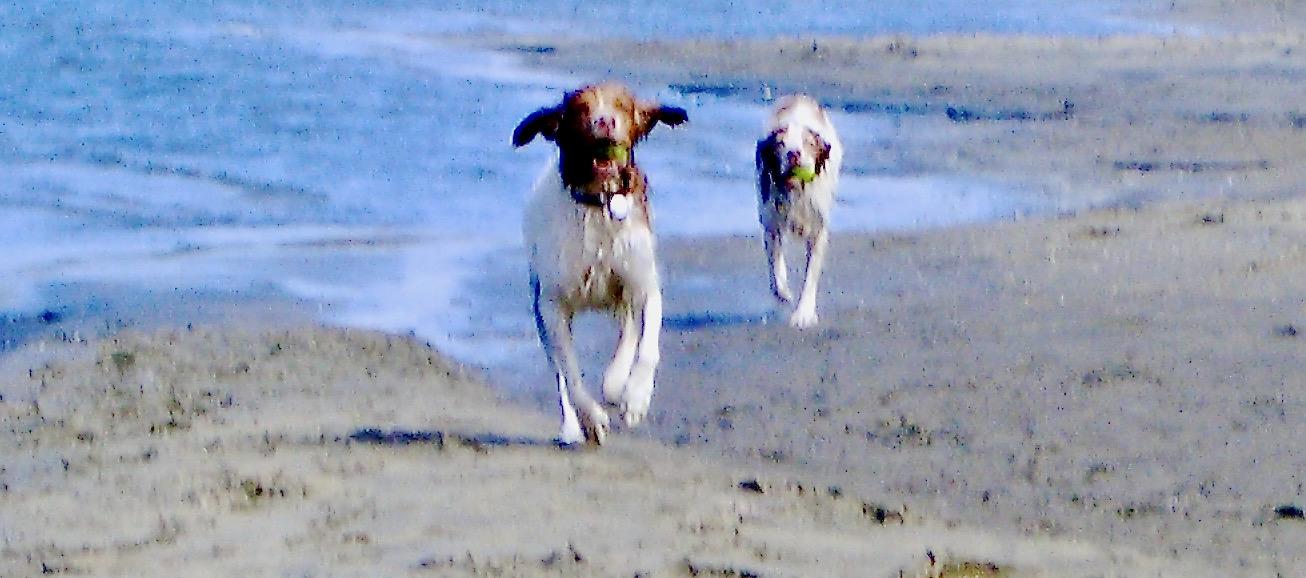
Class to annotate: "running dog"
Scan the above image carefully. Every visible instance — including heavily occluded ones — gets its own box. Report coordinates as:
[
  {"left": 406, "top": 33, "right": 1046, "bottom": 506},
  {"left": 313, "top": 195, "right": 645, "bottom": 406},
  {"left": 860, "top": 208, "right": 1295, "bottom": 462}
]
[
  {"left": 755, "top": 95, "right": 843, "bottom": 328},
  {"left": 513, "top": 82, "right": 687, "bottom": 445}
]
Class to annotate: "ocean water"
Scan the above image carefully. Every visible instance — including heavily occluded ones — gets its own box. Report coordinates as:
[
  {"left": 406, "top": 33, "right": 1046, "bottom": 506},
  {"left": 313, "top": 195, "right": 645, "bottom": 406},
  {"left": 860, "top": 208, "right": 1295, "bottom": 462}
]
[{"left": 0, "top": 1, "right": 1161, "bottom": 364}]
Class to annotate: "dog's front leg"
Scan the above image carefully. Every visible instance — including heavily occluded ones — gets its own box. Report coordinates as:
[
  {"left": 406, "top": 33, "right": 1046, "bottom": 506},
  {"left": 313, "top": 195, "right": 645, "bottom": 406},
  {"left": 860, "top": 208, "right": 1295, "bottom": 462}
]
[
  {"left": 790, "top": 226, "right": 828, "bottom": 329},
  {"left": 553, "top": 372, "right": 582, "bottom": 444},
  {"left": 533, "top": 275, "right": 584, "bottom": 444},
  {"left": 621, "top": 285, "right": 661, "bottom": 427},
  {"left": 602, "top": 306, "right": 639, "bottom": 406},
  {"left": 535, "top": 288, "right": 609, "bottom": 445},
  {"left": 552, "top": 307, "right": 610, "bottom": 445},
  {"left": 764, "top": 228, "right": 794, "bottom": 304}
]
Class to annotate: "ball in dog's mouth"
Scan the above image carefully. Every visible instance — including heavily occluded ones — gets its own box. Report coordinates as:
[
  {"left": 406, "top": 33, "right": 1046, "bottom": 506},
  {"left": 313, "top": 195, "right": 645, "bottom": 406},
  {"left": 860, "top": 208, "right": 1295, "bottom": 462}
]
[
  {"left": 601, "top": 143, "right": 629, "bottom": 164},
  {"left": 788, "top": 166, "right": 817, "bottom": 184},
  {"left": 592, "top": 144, "right": 628, "bottom": 180}
]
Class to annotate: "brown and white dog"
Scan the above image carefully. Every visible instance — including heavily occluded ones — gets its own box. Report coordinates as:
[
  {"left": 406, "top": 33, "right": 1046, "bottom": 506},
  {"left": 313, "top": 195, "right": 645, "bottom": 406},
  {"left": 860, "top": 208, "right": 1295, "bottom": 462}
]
[
  {"left": 756, "top": 95, "right": 843, "bottom": 329},
  {"left": 513, "top": 82, "right": 687, "bottom": 445}
]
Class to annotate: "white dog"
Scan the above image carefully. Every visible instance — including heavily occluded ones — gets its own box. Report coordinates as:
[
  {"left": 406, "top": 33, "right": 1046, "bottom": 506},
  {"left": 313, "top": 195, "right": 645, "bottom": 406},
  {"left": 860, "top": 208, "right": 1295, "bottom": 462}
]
[
  {"left": 755, "top": 95, "right": 843, "bottom": 328},
  {"left": 513, "top": 82, "right": 687, "bottom": 445}
]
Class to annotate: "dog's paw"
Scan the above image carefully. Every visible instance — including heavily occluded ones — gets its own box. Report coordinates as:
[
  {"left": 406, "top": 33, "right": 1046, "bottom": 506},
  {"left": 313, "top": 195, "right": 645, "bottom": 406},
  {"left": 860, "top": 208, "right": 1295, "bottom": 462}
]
[
  {"left": 601, "top": 372, "right": 628, "bottom": 408},
  {"left": 621, "top": 365, "right": 656, "bottom": 427},
  {"left": 772, "top": 284, "right": 795, "bottom": 304},
  {"left": 579, "top": 402, "right": 610, "bottom": 446},
  {"left": 789, "top": 306, "right": 818, "bottom": 329},
  {"left": 621, "top": 396, "right": 650, "bottom": 428},
  {"left": 558, "top": 420, "right": 584, "bottom": 446}
]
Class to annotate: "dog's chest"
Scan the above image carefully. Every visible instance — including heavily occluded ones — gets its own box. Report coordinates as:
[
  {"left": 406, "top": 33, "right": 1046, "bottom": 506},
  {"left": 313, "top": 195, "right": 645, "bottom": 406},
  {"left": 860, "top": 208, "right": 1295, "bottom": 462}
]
[
  {"left": 767, "top": 184, "right": 828, "bottom": 236},
  {"left": 562, "top": 206, "right": 651, "bottom": 304}
]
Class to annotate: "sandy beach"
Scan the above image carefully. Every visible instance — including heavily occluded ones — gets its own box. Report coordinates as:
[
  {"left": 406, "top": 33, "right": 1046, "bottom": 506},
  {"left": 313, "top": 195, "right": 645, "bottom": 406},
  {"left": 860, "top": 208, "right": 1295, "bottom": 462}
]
[
  {"left": 1, "top": 327, "right": 1186, "bottom": 577},
  {"left": 6, "top": 2, "right": 1306, "bottom": 576}
]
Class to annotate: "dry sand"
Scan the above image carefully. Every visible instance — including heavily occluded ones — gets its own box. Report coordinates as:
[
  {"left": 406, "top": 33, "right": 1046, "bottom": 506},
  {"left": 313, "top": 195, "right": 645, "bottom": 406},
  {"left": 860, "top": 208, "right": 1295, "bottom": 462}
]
[{"left": 8, "top": 2, "right": 1306, "bottom": 576}]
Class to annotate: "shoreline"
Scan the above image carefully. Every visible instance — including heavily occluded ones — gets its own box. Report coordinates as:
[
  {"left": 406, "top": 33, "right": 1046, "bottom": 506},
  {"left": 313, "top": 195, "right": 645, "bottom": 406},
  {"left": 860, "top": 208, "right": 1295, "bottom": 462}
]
[{"left": 470, "top": 30, "right": 1306, "bottom": 214}]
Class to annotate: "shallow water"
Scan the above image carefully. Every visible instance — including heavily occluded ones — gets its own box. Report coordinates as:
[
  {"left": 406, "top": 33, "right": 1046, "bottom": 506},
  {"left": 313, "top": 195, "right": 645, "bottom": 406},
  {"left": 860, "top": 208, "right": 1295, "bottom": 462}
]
[{"left": 0, "top": 1, "right": 1161, "bottom": 364}]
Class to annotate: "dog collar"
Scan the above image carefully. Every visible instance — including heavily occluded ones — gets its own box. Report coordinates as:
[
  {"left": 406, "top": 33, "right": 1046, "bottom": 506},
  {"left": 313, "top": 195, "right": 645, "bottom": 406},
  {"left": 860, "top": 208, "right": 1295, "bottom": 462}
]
[
  {"left": 569, "top": 170, "right": 634, "bottom": 208},
  {"left": 570, "top": 189, "right": 607, "bottom": 207}
]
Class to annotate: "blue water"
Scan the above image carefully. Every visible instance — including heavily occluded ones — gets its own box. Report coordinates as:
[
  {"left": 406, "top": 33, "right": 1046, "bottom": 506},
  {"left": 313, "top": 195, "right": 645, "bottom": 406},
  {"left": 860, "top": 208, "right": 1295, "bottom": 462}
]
[{"left": 0, "top": 1, "right": 1163, "bottom": 362}]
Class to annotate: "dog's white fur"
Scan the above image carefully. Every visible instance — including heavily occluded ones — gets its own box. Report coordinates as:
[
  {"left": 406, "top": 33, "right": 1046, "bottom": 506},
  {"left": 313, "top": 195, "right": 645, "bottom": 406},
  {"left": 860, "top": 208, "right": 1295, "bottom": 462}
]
[
  {"left": 757, "top": 95, "right": 843, "bottom": 328},
  {"left": 514, "top": 83, "right": 684, "bottom": 445},
  {"left": 524, "top": 165, "right": 661, "bottom": 445}
]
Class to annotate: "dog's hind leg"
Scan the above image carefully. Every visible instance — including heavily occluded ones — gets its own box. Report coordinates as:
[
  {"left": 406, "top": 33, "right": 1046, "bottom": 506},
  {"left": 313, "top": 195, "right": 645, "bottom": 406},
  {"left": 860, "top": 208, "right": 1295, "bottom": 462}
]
[
  {"left": 790, "top": 227, "right": 828, "bottom": 329},
  {"left": 602, "top": 305, "right": 639, "bottom": 407}
]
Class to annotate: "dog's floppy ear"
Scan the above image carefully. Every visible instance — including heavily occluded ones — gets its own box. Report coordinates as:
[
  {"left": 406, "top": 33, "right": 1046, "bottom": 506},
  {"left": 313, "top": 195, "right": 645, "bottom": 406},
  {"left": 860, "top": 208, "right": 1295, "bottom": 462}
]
[
  {"left": 756, "top": 133, "right": 781, "bottom": 202},
  {"left": 635, "top": 103, "right": 688, "bottom": 140},
  {"left": 651, "top": 105, "right": 688, "bottom": 127},
  {"left": 756, "top": 133, "right": 781, "bottom": 176},
  {"left": 513, "top": 105, "right": 562, "bottom": 147},
  {"left": 812, "top": 131, "right": 832, "bottom": 175}
]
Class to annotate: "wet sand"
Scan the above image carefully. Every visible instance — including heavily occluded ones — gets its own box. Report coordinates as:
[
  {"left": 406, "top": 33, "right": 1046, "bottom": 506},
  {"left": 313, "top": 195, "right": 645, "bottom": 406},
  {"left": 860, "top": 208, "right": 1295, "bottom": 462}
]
[
  {"left": 7, "top": 2, "right": 1306, "bottom": 576},
  {"left": 463, "top": 9, "right": 1306, "bottom": 573},
  {"left": 1, "top": 327, "right": 1168, "bottom": 577}
]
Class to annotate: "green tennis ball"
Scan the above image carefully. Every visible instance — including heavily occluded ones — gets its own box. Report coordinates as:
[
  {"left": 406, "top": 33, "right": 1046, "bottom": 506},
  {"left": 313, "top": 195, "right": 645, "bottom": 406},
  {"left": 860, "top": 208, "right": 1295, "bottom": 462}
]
[
  {"left": 603, "top": 144, "right": 629, "bottom": 164},
  {"left": 790, "top": 166, "right": 817, "bottom": 183}
]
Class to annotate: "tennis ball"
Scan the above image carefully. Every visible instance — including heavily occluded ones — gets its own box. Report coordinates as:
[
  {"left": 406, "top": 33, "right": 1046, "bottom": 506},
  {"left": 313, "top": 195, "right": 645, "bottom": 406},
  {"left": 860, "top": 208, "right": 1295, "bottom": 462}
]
[
  {"left": 790, "top": 166, "right": 817, "bottom": 183},
  {"left": 603, "top": 144, "right": 629, "bottom": 164}
]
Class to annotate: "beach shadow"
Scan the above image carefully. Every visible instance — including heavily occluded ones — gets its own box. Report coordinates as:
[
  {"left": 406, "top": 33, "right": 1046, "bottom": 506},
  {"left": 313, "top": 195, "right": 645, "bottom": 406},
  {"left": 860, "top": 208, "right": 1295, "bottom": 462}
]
[
  {"left": 347, "top": 427, "right": 580, "bottom": 451},
  {"left": 348, "top": 428, "right": 445, "bottom": 446},
  {"left": 664, "top": 311, "right": 770, "bottom": 331}
]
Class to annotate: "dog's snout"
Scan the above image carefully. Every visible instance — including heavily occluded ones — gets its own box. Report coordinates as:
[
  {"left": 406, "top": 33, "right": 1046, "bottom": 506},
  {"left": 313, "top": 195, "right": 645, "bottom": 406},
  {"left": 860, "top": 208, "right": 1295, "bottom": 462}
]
[
  {"left": 786, "top": 149, "right": 802, "bottom": 166},
  {"left": 592, "top": 115, "right": 616, "bottom": 136}
]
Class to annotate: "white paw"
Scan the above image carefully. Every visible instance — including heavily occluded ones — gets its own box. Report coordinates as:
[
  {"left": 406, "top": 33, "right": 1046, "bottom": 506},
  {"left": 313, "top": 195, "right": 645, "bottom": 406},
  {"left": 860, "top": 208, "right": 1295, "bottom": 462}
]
[
  {"left": 601, "top": 371, "right": 628, "bottom": 407},
  {"left": 579, "top": 403, "right": 610, "bottom": 446},
  {"left": 558, "top": 420, "right": 584, "bottom": 445},
  {"left": 622, "top": 394, "right": 651, "bottom": 428},
  {"left": 621, "top": 364, "right": 656, "bottom": 427},
  {"left": 789, "top": 306, "right": 818, "bottom": 329}
]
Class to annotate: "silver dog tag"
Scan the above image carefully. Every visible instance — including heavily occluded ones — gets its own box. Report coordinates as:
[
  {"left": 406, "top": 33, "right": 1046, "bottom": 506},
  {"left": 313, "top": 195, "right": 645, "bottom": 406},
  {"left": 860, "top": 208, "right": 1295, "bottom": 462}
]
[{"left": 608, "top": 194, "right": 630, "bottom": 221}]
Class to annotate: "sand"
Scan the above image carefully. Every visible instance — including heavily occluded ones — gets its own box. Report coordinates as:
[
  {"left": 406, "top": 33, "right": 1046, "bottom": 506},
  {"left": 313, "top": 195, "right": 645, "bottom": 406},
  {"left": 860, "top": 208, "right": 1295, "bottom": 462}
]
[
  {"left": 7, "top": 2, "right": 1306, "bottom": 576},
  {"left": 0, "top": 327, "right": 1156, "bottom": 577}
]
